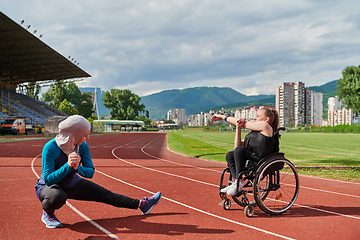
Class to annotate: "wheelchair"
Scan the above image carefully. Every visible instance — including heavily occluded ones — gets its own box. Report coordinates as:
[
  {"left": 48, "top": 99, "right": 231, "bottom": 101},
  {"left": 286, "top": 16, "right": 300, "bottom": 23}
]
[{"left": 219, "top": 127, "right": 299, "bottom": 217}]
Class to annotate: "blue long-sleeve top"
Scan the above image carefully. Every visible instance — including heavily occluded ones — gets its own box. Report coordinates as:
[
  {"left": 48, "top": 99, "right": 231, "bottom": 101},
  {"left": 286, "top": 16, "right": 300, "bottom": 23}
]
[{"left": 35, "top": 138, "right": 94, "bottom": 199}]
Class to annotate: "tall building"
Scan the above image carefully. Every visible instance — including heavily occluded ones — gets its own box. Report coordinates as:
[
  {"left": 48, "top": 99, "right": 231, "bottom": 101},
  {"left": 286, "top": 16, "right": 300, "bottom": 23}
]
[
  {"left": 276, "top": 82, "right": 322, "bottom": 127},
  {"left": 276, "top": 82, "right": 303, "bottom": 127},
  {"left": 307, "top": 90, "right": 323, "bottom": 126},
  {"left": 167, "top": 109, "right": 186, "bottom": 125},
  {"left": 294, "top": 82, "right": 306, "bottom": 127}
]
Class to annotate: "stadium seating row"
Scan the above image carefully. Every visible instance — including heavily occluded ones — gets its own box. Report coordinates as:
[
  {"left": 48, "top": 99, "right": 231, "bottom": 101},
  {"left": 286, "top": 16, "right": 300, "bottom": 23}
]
[{"left": 0, "top": 88, "right": 67, "bottom": 125}]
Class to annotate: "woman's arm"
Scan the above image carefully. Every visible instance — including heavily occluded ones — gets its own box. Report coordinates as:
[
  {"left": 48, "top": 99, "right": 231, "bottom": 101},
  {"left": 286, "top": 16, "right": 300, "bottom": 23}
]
[
  {"left": 243, "top": 121, "right": 273, "bottom": 137},
  {"left": 210, "top": 114, "right": 238, "bottom": 126},
  {"left": 234, "top": 120, "right": 244, "bottom": 148},
  {"left": 42, "top": 141, "right": 74, "bottom": 186},
  {"left": 77, "top": 142, "right": 95, "bottom": 178}
]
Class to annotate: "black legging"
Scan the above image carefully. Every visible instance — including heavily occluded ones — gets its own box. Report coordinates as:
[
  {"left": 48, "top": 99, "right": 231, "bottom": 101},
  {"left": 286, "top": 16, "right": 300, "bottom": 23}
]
[
  {"left": 226, "top": 146, "right": 260, "bottom": 180},
  {"left": 39, "top": 179, "right": 140, "bottom": 214}
]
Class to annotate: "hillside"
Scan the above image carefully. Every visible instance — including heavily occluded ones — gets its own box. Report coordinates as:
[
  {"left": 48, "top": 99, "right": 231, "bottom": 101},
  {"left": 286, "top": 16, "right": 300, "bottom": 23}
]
[
  {"left": 309, "top": 80, "right": 338, "bottom": 101},
  {"left": 196, "top": 96, "right": 276, "bottom": 113},
  {"left": 140, "top": 81, "right": 338, "bottom": 120},
  {"left": 196, "top": 80, "right": 338, "bottom": 116},
  {"left": 141, "top": 87, "right": 272, "bottom": 120}
]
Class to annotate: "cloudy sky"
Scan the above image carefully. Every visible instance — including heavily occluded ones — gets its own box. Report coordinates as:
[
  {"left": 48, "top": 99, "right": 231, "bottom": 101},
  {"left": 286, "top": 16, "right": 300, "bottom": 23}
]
[{"left": 2, "top": 0, "right": 360, "bottom": 97}]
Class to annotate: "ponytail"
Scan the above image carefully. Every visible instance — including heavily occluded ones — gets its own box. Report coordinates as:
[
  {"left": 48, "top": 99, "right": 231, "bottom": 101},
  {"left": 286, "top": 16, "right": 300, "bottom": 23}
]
[{"left": 262, "top": 108, "right": 279, "bottom": 133}]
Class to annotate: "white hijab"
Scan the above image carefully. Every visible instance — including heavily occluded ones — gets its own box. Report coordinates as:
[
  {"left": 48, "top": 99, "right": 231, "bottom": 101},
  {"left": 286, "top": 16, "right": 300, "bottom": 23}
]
[{"left": 55, "top": 115, "right": 91, "bottom": 156}]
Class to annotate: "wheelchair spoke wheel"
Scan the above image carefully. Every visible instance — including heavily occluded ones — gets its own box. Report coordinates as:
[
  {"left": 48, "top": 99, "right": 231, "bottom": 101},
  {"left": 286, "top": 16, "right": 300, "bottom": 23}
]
[{"left": 254, "top": 159, "right": 299, "bottom": 215}]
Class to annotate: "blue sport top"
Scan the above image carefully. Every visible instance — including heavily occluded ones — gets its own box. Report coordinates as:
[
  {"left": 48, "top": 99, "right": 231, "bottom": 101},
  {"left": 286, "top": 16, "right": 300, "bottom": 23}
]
[{"left": 35, "top": 138, "right": 95, "bottom": 199}]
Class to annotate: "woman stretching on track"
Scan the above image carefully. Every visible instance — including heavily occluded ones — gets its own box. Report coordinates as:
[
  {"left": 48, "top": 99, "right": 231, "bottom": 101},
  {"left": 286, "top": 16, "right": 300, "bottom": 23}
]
[
  {"left": 211, "top": 107, "right": 279, "bottom": 196},
  {"left": 35, "top": 115, "right": 162, "bottom": 228}
]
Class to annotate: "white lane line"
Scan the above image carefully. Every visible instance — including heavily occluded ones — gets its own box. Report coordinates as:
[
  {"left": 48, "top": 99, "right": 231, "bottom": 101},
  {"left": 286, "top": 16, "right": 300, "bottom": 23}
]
[
  {"left": 66, "top": 202, "right": 119, "bottom": 239},
  {"left": 112, "top": 146, "right": 218, "bottom": 187},
  {"left": 118, "top": 136, "right": 360, "bottom": 220},
  {"left": 292, "top": 203, "right": 360, "bottom": 220},
  {"left": 141, "top": 136, "right": 223, "bottom": 173},
  {"left": 96, "top": 170, "right": 295, "bottom": 240},
  {"left": 297, "top": 173, "right": 360, "bottom": 185},
  {"left": 299, "top": 185, "right": 360, "bottom": 199},
  {"left": 31, "top": 155, "right": 119, "bottom": 240}
]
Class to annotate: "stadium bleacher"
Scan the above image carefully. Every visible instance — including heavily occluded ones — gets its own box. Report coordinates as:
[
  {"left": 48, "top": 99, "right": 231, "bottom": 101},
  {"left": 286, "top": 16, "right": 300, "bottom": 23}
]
[
  {"left": 0, "top": 88, "right": 68, "bottom": 125},
  {"left": 0, "top": 12, "right": 91, "bottom": 130}
]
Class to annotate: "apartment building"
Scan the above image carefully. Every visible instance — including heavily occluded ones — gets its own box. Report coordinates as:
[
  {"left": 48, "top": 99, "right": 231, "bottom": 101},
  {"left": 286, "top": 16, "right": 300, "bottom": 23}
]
[
  {"left": 307, "top": 90, "right": 323, "bottom": 126},
  {"left": 167, "top": 109, "right": 186, "bottom": 125},
  {"left": 276, "top": 82, "right": 298, "bottom": 127},
  {"left": 276, "top": 82, "right": 322, "bottom": 127},
  {"left": 327, "top": 96, "right": 353, "bottom": 126}
]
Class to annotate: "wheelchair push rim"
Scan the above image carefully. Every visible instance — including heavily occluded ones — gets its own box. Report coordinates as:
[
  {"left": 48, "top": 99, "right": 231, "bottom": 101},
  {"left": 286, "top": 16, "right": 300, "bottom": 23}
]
[{"left": 254, "top": 159, "right": 299, "bottom": 215}]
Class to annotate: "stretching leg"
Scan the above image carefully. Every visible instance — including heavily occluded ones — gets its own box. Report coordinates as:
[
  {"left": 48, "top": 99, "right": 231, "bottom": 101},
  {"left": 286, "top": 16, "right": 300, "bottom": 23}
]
[{"left": 65, "top": 179, "right": 140, "bottom": 209}]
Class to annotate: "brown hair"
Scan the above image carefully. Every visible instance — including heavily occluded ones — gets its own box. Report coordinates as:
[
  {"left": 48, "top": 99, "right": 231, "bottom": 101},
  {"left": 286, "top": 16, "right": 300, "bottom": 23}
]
[{"left": 261, "top": 108, "right": 279, "bottom": 133}]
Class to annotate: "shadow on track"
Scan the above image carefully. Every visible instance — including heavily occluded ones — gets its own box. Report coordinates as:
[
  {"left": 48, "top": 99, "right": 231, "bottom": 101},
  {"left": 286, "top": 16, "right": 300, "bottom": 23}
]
[
  {"left": 63, "top": 212, "right": 234, "bottom": 236},
  {"left": 194, "top": 153, "right": 227, "bottom": 158},
  {"left": 248, "top": 205, "right": 360, "bottom": 219}
]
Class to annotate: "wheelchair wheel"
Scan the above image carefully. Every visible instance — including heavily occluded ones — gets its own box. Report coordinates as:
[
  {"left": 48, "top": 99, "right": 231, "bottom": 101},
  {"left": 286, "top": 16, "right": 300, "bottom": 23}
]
[
  {"left": 222, "top": 198, "right": 231, "bottom": 210},
  {"left": 224, "top": 171, "right": 258, "bottom": 208},
  {"left": 231, "top": 178, "right": 257, "bottom": 207},
  {"left": 253, "top": 159, "right": 299, "bottom": 215},
  {"left": 244, "top": 205, "right": 255, "bottom": 217}
]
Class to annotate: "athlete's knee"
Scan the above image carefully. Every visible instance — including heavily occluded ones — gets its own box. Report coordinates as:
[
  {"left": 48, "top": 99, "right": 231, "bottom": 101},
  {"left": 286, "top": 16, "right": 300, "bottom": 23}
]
[
  {"left": 226, "top": 151, "right": 234, "bottom": 162},
  {"left": 234, "top": 146, "right": 246, "bottom": 154},
  {"left": 41, "top": 185, "right": 67, "bottom": 213}
]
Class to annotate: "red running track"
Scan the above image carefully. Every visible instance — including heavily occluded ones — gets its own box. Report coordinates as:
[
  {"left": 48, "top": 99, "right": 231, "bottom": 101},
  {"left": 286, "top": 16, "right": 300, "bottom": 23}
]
[{"left": 0, "top": 132, "right": 359, "bottom": 239}]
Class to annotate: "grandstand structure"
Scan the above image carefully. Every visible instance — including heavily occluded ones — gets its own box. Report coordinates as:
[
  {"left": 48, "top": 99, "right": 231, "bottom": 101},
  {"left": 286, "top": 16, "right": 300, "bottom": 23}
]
[{"left": 0, "top": 11, "right": 91, "bottom": 126}]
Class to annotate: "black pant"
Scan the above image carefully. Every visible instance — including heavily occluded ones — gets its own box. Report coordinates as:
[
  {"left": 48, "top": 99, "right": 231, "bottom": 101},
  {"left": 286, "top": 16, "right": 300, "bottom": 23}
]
[
  {"left": 39, "top": 179, "right": 140, "bottom": 214},
  {"left": 226, "top": 146, "right": 260, "bottom": 180}
]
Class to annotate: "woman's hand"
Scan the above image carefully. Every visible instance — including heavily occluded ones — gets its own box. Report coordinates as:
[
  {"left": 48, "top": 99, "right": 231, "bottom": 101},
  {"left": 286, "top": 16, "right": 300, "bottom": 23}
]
[
  {"left": 210, "top": 114, "right": 224, "bottom": 122},
  {"left": 68, "top": 151, "right": 81, "bottom": 170},
  {"left": 236, "top": 118, "right": 246, "bottom": 128}
]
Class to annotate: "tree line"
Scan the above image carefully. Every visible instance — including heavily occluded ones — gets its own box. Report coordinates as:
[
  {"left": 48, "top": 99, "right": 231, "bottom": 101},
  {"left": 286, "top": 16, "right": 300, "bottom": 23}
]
[
  {"left": 37, "top": 64, "right": 360, "bottom": 124},
  {"left": 40, "top": 80, "right": 151, "bottom": 124}
]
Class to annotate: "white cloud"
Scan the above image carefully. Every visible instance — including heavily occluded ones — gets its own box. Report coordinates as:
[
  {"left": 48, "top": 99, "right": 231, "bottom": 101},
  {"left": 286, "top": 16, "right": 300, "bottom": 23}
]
[{"left": 2, "top": 0, "right": 360, "bottom": 97}]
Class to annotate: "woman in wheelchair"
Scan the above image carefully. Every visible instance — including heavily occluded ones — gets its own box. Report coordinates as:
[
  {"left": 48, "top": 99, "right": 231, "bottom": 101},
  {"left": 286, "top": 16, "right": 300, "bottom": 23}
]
[{"left": 211, "top": 108, "right": 279, "bottom": 196}]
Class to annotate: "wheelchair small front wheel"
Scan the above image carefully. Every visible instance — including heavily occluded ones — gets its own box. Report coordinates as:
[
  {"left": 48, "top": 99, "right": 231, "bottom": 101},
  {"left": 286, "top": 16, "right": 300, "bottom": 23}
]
[
  {"left": 222, "top": 199, "right": 231, "bottom": 210},
  {"left": 244, "top": 205, "right": 254, "bottom": 217}
]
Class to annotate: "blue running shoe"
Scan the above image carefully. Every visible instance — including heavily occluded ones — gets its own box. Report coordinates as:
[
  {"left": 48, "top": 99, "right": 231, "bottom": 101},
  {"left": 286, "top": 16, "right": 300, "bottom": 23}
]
[
  {"left": 41, "top": 210, "right": 62, "bottom": 228},
  {"left": 140, "top": 192, "right": 162, "bottom": 215}
]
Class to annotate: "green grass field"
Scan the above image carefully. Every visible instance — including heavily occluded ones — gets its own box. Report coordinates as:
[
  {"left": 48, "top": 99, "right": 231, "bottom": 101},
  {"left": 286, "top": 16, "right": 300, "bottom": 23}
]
[{"left": 167, "top": 128, "right": 360, "bottom": 182}]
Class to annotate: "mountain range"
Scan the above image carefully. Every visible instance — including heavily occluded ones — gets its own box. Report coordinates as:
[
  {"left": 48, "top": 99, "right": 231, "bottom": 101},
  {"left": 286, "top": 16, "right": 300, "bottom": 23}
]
[{"left": 141, "top": 80, "right": 338, "bottom": 120}]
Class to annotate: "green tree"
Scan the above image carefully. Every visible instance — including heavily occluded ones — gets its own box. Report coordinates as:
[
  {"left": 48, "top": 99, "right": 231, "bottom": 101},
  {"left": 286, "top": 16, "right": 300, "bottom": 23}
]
[
  {"left": 42, "top": 80, "right": 66, "bottom": 108},
  {"left": 25, "top": 82, "right": 41, "bottom": 100},
  {"left": 41, "top": 81, "right": 94, "bottom": 118},
  {"left": 337, "top": 65, "right": 360, "bottom": 115},
  {"left": 102, "top": 89, "right": 146, "bottom": 120},
  {"left": 137, "top": 114, "right": 151, "bottom": 125},
  {"left": 58, "top": 99, "right": 78, "bottom": 115}
]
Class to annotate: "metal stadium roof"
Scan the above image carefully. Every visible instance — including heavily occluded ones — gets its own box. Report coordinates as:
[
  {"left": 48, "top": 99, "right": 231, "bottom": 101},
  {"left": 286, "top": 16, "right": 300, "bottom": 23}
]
[{"left": 0, "top": 11, "right": 91, "bottom": 91}]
